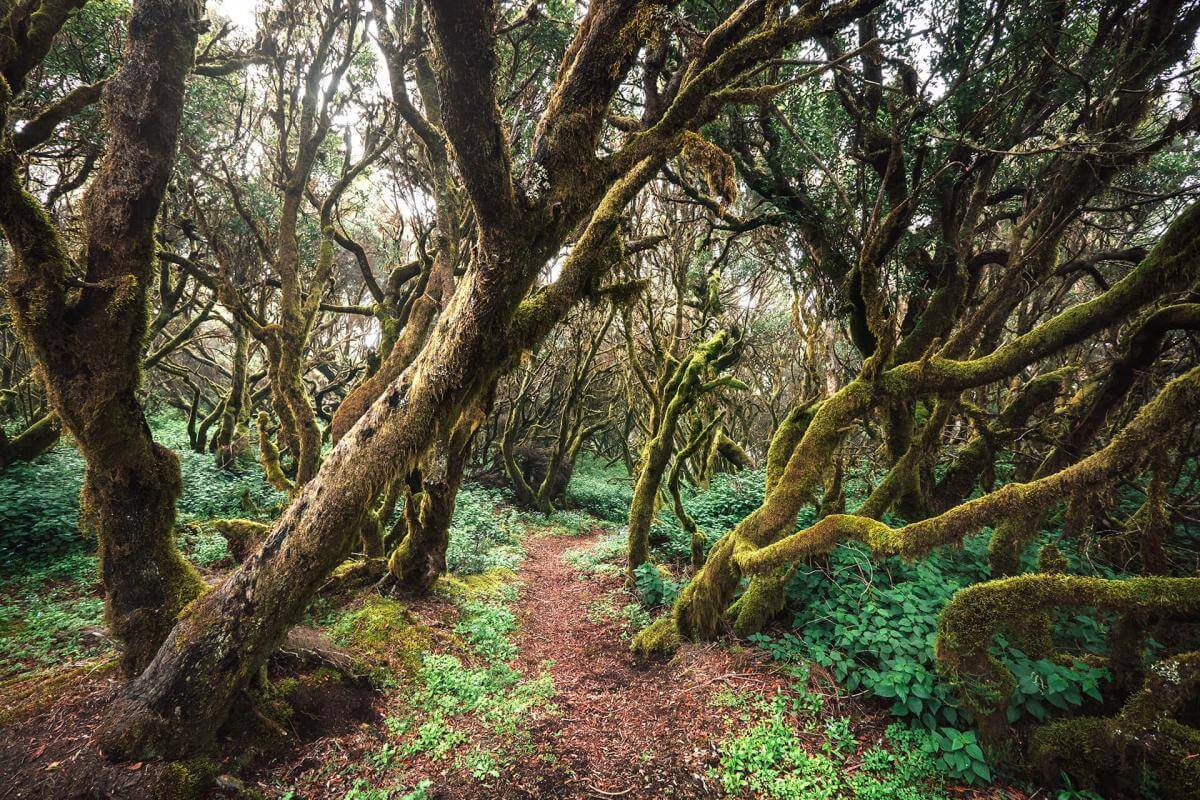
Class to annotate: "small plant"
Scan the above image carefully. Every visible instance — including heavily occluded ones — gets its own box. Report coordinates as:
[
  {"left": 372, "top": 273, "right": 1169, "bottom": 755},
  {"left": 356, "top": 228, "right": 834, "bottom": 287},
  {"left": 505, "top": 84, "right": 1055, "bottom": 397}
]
[
  {"left": 384, "top": 715, "right": 412, "bottom": 737},
  {"left": 632, "top": 562, "right": 680, "bottom": 608},
  {"left": 455, "top": 748, "right": 501, "bottom": 780},
  {"left": 564, "top": 531, "right": 625, "bottom": 577},
  {"left": 454, "top": 601, "right": 518, "bottom": 661},
  {"left": 445, "top": 486, "right": 523, "bottom": 575},
  {"left": 619, "top": 602, "right": 651, "bottom": 635},
  {"left": 586, "top": 598, "right": 617, "bottom": 623},
  {"left": 369, "top": 741, "right": 398, "bottom": 771},
  {"left": 342, "top": 779, "right": 394, "bottom": 800},
  {"left": 820, "top": 716, "right": 854, "bottom": 757},
  {"left": 711, "top": 687, "right": 751, "bottom": 710},
  {"left": 403, "top": 712, "right": 466, "bottom": 760}
]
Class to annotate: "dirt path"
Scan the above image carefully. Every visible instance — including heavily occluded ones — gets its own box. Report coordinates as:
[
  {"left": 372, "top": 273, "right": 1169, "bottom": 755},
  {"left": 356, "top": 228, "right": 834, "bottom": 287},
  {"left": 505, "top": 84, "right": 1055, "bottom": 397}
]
[
  {"left": 0, "top": 528, "right": 789, "bottom": 800},
  {"left": 506, "top": 532, "right": 786, "bottom": 800}
]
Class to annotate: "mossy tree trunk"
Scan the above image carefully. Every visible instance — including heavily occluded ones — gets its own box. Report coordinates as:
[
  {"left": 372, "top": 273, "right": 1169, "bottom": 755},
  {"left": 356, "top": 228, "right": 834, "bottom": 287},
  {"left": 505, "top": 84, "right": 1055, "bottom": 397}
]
[
  {"left": 0, "top": 412, "right": 60, "bottom": 470},
  {"left": 384, "top": 407, "right": 481, "bottom": 595},
  {"left": 0, "top": 0, "right": 207, "bottom": 675},
  {"left": 213, "top": 321, "right": 249, "bottom": 467},
  {"left": 91, "top": 0, "right": 884, "bottom": 757},
  {"left": 638, "top": 203, "right": 1200, "bottom": 655},
  {"left": 626, "top": 329, "right": 743, "bottom": 585}
]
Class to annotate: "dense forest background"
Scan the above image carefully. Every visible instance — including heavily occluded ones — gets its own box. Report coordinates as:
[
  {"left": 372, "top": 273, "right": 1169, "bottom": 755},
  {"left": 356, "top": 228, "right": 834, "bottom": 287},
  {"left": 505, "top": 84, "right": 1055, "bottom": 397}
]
[{"left": 1, "top": 0, "right": 1199, "bottom": 798}]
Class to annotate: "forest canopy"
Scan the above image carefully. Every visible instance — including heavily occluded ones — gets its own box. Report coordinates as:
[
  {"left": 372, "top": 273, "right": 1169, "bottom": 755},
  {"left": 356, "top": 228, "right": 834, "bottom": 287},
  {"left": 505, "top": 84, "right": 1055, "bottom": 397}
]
[{"left": 1, "top": 0, "right": 1199, "bottom": 798}]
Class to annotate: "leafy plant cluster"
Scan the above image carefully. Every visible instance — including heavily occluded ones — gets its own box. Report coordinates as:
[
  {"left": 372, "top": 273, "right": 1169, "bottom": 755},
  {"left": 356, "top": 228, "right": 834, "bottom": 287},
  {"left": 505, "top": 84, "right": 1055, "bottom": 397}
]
[
  {"left": 0, "top": 551, "right": 106, "bottom": 675},
  {"left": 0, "top": 445, "right": 85, "bottom": 560},
  {"left": 363, "top": 568, "right": 555, "bottom": 791},
  {"left": 631, "top": 562, "right": 681, "bottom": 608},
  {"left": 1, "top": 413, "right": 283, "bottom": 563},
  {"left": 564, "top": 530, "right": 626, "bottom": 577},
  {"left": 445, "top": 486, "right": 524, "bottom": 575},
  {"left": 748, "top": 531, "right": 1112, "bottom": 784},
  {"left": 562, "top": 456, "right": 632, "bottom": 523},
  {"left": 650, "top": 469, "right": 767, "bottom": 562},
  {"left": 712, "top": 680, "right": 955, "bottom": 800}
]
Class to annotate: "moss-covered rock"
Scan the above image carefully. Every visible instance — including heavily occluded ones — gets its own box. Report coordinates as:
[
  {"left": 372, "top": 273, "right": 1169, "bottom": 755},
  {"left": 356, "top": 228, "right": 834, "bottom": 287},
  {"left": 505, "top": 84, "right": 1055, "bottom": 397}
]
[{"left": 329, "top": 595, "right": 434, "bottom": 678}]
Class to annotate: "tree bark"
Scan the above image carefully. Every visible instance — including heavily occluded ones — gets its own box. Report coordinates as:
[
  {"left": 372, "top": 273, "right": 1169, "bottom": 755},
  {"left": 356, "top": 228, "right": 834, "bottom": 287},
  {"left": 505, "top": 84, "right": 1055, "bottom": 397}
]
[{"left": 0, "top": 0, "right": 207, "bottom": 675}]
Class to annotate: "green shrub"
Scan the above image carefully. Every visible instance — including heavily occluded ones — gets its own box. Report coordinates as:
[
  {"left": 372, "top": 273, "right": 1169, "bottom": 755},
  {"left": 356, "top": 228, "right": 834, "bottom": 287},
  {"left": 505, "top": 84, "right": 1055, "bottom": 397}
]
[
  {"left": 632, "top": 562, "right": 680, "bottom": 608},
  {"left": 650, "top": 469, "right": 768, "bottom": 563},
  {"left": 0, "top": 552, "right": 106, "bottom": 674},
  {"left": 446, "top": 486, "right": 523, "bottom": 575},
  {"left": 0, "top": 445, "right": 85, "bottom": 560},
  {"left": 711, "top": 693, "right": 953, "bottom": 799},
  {"left": 454, "top": 600, "right": 518, "bottom": 661},
  {"left": 0, "top": 412, "right": 282, "bottom": 563},
  {"left": 563, "top": 456, "right": 631, "bottom": 523},
  {"left": 564, "top": 530, "right": 625, "bottom": 577}
]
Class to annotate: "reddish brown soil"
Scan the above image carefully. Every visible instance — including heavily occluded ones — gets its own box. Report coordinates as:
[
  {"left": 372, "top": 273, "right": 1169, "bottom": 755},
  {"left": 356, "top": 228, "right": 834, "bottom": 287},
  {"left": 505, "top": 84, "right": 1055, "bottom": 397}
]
[
  {"left": 0, "top": 639, "right": 381, "bottom": 800},
  {"left": 499, "top": 531, "right": 791, "bottom": 800}
]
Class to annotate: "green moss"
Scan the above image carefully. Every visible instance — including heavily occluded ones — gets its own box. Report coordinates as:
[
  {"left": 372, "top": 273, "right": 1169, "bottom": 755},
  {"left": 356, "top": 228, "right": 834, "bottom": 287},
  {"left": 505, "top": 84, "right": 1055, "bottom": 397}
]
[
  {"left": 434, "top": 568, "right": 517, "bottom": 602},
  {"left": 730, "top": 566, "right": 795, "bottom": 638},
  {"left": 934, "top": 574, "right": 1200, "bottom": 756},
  {"left": 329, "top": 595, "right": 435, "bottom": 677},
  {"left": 256, "top": 411, "right": 295, "bottom": 495},
  {"left": 158, "top": 757, "right": 219, "bottom": 800},
  {"left": 630, "top": 617, "right": 681, "bottom": 661},
  {"left": 207, "top": 518, "right": 269, "bottom": 562}
]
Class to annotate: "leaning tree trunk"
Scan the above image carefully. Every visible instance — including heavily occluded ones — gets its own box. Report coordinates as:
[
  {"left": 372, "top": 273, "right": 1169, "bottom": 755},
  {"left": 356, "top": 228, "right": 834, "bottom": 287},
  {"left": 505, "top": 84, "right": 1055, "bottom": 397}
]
[
  {"left": 0, "top": 412, "right": 60, "bottom": 470},
  {"left": 95, "top": 240, "right": 535, "bottom": 759},
  {"left": 0, "top": 0, "right": 206, "bottom": 676}
]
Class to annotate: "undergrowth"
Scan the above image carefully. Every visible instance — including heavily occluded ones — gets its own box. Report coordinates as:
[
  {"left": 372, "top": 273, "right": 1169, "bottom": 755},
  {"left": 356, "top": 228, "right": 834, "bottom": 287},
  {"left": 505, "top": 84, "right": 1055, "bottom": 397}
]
[{"left": 710, "top": 665, "right": 957, "bottom": 800}]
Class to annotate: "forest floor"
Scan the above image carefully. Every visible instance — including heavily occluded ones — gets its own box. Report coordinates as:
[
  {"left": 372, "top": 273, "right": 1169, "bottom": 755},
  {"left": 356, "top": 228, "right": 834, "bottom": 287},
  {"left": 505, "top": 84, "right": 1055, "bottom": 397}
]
[{"left": 0, "top": 517, "right": 1023, "bottom": 800}]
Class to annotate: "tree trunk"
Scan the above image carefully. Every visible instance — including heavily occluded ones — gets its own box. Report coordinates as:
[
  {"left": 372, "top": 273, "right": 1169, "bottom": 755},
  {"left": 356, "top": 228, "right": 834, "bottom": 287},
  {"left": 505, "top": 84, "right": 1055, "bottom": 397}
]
[
  {"left": 0, "top": 412, "right": 60, "bottom": 470},
  {"left": 0, "top": 0, "right": 206, "bottom": 676},
  {"left": 96, "top": 244, "right": 531, "bottom": 759},
  {"left": 383, "top": 420, "right": 475, "bottom": 595}
]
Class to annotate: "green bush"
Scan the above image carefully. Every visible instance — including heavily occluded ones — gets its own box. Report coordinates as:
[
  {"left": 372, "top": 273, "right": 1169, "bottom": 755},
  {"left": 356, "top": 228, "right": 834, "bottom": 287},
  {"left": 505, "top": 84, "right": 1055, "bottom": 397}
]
[
  {"left": 0, "top": 412, "right": 283, "bottom": 563},
  {"left": 649, "top": 469, "right": 768, "bottom": 563},
  {"left": 563, "top": 456, "right": 631, "bottom": 523},
  {"left": 712, "top": 692, "right": 953, "bottom": 799},
  {"left": 632, "top": 562, "right": 680, "bottom": 608},
  {"left": 686, "top": 468, "right": 765, "bottom": 534},
  {"left": 0, "top": 445, "right": 86, "bottom": 560},
  {"left": 445, "top": 486, "right": 523, "bottom": 575},
  {"left": 0, "top": 551, "right": 106, "bottom": 674},
  {"left": 750, "top": 531, "right": 1112, "bottom": 785}
]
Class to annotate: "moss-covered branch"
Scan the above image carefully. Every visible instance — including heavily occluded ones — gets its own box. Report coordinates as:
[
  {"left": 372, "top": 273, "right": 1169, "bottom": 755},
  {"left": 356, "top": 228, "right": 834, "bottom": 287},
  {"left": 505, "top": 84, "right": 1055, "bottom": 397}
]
[
  {"left": 933, "top": 368, "right": 1071, "bottom": 513},
  {"left": 1029, "top": 652, "right": 1200, "bottom": 799},
  {"left": 731, "top": 364, "right": 1200, "bottom": 576},
  {"left": 627, "top": 328, "right": 742, "bottom": 583},
  {"left": 935, "top": 575, "right": 1200, "bottom": 757}
]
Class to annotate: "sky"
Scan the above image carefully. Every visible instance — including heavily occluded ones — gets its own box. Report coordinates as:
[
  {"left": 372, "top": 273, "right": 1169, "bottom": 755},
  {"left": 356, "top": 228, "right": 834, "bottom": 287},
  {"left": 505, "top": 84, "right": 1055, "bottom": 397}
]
[{"left": 212, "top": 0, "right": 257, "bottom": 32}]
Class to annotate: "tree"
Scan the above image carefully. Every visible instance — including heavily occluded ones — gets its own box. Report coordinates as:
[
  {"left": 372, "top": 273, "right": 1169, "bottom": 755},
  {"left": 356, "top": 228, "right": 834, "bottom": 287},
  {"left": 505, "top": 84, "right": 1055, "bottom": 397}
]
[
  {"left": 0, "top": 0, "right": 209, "bottom": 675},
  {"left": 93, "top": 0, "right": 884, "bottom": 759}
]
